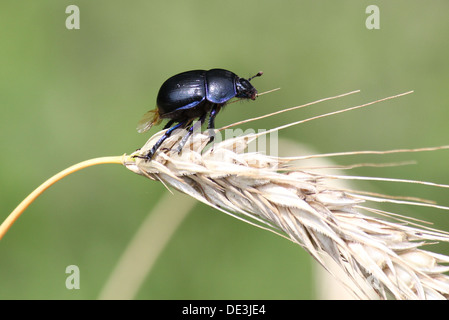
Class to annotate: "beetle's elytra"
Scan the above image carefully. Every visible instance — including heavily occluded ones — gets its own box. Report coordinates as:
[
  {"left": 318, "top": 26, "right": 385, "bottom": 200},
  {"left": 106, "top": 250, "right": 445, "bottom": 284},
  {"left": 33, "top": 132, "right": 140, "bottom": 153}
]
[{"left": 137, "top": 68, "right": 263, "bottom": 159}]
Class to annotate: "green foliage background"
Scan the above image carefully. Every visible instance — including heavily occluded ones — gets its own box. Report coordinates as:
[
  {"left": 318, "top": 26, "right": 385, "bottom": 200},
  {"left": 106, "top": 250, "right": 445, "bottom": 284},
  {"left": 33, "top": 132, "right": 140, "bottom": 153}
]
[{"left": 1, "top": 1, "right": 448, "bottom": 299}]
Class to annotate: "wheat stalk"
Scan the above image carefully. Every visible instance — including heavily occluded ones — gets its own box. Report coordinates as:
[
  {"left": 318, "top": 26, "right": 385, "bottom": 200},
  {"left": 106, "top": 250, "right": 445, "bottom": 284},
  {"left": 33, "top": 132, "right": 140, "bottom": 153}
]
[{"left": 125, "top": 92, "right": 449, "bottom": 300}]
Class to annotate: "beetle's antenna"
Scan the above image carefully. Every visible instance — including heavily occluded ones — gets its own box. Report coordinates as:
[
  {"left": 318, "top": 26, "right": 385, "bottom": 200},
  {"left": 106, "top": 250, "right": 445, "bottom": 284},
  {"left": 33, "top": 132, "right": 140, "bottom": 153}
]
[{"left": 248, "top": 71, "right": 263, "bottom": 81}]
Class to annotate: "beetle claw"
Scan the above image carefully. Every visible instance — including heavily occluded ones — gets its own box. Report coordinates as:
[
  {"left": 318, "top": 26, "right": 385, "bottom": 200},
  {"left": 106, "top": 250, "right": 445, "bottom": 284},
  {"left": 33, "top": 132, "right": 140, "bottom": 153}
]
[{"left": 133, "top": 153, "right": 153, "bottom": 161}]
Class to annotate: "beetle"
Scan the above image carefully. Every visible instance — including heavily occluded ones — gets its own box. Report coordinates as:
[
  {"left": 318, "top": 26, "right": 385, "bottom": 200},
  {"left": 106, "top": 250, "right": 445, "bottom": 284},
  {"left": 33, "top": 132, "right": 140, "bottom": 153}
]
[{"left": 137, "top": 68, "right": 263, "bottom": 159}]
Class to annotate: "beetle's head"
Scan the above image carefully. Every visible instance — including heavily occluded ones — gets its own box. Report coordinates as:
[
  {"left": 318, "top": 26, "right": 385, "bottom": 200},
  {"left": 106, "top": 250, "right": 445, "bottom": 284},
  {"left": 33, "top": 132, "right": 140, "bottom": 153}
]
[{"left": 236, "top": 71, "right": 263, "bottom": 100}]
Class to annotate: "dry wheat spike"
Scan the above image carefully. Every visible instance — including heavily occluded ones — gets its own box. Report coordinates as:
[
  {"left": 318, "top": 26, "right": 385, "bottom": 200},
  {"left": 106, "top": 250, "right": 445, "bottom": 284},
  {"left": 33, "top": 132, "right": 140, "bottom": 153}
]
[{"left": 125, "top": 92, "right": 449, "bottom": 300}]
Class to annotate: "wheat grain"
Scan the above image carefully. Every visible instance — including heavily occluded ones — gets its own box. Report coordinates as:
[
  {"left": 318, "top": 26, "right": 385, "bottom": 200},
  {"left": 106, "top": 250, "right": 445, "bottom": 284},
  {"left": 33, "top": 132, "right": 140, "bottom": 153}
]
[{"left": 124, "top": 93, "right": 449, "bottom": 299}]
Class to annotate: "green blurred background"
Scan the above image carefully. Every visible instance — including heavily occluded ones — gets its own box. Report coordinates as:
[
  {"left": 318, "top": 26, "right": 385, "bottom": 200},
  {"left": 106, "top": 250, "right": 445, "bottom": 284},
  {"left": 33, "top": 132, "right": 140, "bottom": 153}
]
[{"left": 1, "top": 0, "right": 449, "bottom": 299}]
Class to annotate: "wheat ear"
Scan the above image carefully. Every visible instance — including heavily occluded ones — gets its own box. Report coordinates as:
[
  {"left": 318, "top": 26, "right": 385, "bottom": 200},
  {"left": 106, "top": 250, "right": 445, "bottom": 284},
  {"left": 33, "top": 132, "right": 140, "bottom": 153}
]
[
  {"left": 3, "top": 91, "right": 448, "bottom": 299},
  {"left": 125, "top": 92, "right": 449, "bottom": 300}
]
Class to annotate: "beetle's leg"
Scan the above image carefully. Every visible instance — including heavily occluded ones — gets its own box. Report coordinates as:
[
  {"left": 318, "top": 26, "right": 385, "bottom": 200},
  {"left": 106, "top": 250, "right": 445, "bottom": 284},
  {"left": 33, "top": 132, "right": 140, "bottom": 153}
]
[
  {"left": 144, "top": 121, "right": 186, "bottom": 160},
  {"left": 207, "top": 105, "right": 220, "bottom": 144},
  {"left": 175, "top": 114, "right": 207, "bottom": 154},
  {"left": 163, "top": 119, "right": 175, "bottom": 130}
]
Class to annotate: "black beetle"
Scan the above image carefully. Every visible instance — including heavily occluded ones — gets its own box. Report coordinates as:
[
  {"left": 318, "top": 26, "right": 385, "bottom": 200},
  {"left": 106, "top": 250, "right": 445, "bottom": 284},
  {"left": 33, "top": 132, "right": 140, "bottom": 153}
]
[{"left": 137, "top": 68, "right": 263, "bottom": 159}]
